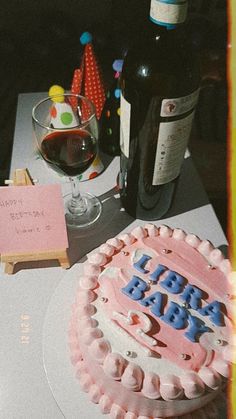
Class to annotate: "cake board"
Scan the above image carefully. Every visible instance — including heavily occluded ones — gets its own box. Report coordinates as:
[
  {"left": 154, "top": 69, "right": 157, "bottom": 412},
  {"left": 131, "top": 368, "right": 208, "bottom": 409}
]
[
  {"left": 42, "top": 256, "right": 228, "bottom": 419},
  {"left": 42, "top": 261, "right": 104, "bottom": 419}
]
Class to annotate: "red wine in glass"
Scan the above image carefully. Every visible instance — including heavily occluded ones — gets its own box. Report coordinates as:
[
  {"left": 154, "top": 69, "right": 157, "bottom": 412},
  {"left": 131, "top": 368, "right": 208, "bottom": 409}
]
[{"left": 41, "top": 129, "right": 97, "bottom": 176}]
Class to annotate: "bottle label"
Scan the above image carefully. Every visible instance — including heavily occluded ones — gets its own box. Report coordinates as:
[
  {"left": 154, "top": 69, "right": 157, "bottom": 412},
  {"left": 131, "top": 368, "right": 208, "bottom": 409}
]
[
  {"left": 120, "top": 94, "right": 131, "bottom": 158},
  {"left": 120, "top": 89, "right": 199, "bottom": 182},
  {"left": 152, "top": 111, "right": 195, "bottom": 185},
  {"left": 161, "top": 90, "right": 199, "bottom": 117},
  {"left": 150, "top": 0, "right": 188, "bottom": 27}
]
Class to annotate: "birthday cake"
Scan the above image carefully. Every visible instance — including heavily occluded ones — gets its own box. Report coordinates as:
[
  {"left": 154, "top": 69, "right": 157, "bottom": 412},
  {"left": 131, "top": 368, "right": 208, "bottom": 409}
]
[{"left": 69, "top": 224, "right": 234, "bottom": 418}]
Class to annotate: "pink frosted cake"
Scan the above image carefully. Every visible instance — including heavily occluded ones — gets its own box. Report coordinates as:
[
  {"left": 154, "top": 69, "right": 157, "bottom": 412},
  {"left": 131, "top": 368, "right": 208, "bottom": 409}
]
[{"left": 69, "top": 224, "right": 235, "bottom": 418}]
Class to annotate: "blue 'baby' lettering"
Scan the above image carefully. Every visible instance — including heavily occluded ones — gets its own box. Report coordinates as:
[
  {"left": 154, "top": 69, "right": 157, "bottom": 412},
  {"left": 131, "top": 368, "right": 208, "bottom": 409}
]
[
  {"left": 185, "top": 314, "right": 210, "bottom": 342},
  {"left": 140, "top": 291, "right": 164, "bottom": 317},
  {"left": 121, "top": 276, "right": 148, "bottom": 300},
  {"left": 162, "top": 302, "right": 188, "bottom": 329}
]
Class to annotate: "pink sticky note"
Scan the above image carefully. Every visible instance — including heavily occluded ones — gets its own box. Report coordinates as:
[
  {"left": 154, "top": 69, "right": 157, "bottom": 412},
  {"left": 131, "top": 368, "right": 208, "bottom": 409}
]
[{"left": 0, "top": 184, "right": 68, "bottom": 254}]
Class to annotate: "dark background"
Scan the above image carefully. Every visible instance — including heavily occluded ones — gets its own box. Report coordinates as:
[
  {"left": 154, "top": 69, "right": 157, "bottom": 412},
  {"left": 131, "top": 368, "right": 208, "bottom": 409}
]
[{"left": 0, "top": 0, "right": 228, "bottom": 232}]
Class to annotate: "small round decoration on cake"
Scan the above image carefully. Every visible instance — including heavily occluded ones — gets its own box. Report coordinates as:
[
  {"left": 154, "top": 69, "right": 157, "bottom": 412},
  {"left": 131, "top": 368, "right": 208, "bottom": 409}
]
[{"left": 69, "top": 224, "right": 234, "bottom": 418}]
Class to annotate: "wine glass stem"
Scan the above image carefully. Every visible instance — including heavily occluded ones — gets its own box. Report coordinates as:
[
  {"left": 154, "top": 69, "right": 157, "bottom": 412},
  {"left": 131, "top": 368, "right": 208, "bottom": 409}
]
[{"left": 68, "top": 176, "right": 87, "bottom": 215}]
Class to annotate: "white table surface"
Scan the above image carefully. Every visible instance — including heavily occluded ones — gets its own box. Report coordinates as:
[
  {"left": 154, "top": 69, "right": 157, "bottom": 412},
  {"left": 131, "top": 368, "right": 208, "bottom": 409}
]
[{"left": 0, "top": 92, "right": 228, "bottom": 419}]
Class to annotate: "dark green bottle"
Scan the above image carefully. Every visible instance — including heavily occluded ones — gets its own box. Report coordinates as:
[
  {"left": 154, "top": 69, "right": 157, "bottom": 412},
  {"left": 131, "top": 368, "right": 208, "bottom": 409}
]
[
  {"left": 99, "top": 60, "right": 123, "bottom": 156},
  {"left": 119, "top": 0, "right": 200, "bottom": 220}
]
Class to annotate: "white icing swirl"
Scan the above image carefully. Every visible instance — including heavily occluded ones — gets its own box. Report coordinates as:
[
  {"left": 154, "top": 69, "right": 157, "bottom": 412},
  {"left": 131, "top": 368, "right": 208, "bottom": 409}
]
[
  {"left": 77, "top": 303, "right": 96, "bottom": 317},
  {"left": 110, "top": 404, "right": 126, "bottom": 418},
  {"left": 107, "top": 237, "right": 124, "bottom": 250},
  {"left": 185, "top": 234, "right": 201, "bottom": 248},
  {"left": 76, "top": 289, "right": 95, "bottom": 304},
  {"left": 173, "top": 228, "right": 186, "bottom": 241},
  {"left": 84, "top": 263, "right": 101, "bottom": 276},
  {"left": 197, "top": 240, "right": 214, "bottom": 256},
  {"left": 144, "top": 223, "right": 158, "bottom": 237},
  {"left": 88, "top": 384, "right": 101, "bottom": 403},
  {"left": 124, "top": 412, "right": 137, "bottom": 419},
  {"left": 103, "top": 353, "right": 127, "bottom": 380},
  {"left": 220, "top": 259, "right": 231, "bottom": 275},
  {"left": 80, "top": 275, "right": 98, "bottom": 290},
  {"left": 76, "top": 360, "right": 86, "bottom": 378},
  {"left": 211, "top": 359, "right": 230, "bottom": 378},
  {"left": 142, "top": 372, "right": 161, "bottom": 399},
  {"left": 81, "top": 327, "right": 103, "bottom": 345},
  {"left": 77, "top": 317, "right": 98, "bottom": 330},
  {"left": 118, "top": 233, "right": 136, "bottom": 245},
  {"left": 98, "top": 394, "right": 112, "bottom": 414},
  {"left": 89, "top": 338, "right": 111, "bottom": 363},
  {"left": 121, "top": 363, "right": 143, "bottom": 391},
  {"left": 198, "top": 367, "right": 222, "bottom": 391},
  {"left": 100, "top": 243, "right": 116, "bottom": 257},
  {"left": 209, "top": 248, "right": 224, "bottom": 266},
  {"left": 87, "top": 252, "right": 107, "bottom": 266},
  {"left": 159, "top": 225, "right": 172, "bottom": 238},
  {"left": 131, "top": 226, "right": 147, "bottom": 239},
  {"left": 180, "top": 372, "right": 205, "bottom": 399},
  {"left": 79, "top": 373, "right": 93, "bottom": 392},
  {"left": 159, "top": 374, "right": 183, "bottom": 400}
]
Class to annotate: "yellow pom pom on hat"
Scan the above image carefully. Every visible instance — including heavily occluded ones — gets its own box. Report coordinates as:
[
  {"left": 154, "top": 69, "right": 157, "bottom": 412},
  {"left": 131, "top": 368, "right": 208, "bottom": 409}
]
[{"left": 48, "top": 85, "right": 65, "bottom": 103}]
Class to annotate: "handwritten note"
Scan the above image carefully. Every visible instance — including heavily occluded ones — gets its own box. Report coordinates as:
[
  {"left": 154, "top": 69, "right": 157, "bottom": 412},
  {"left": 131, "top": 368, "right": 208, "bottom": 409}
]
[{"left": 0, "top": 184, "right": 68, "bottom": 254}]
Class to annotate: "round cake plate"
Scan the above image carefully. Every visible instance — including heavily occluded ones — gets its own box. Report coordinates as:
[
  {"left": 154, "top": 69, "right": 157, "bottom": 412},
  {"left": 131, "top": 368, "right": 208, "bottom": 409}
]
[
  {"left": 42, "top": 262, "right": 104, "bottom": 419},
  {"left": 43, "top": 262, "right": 228, "bottom": 419}
]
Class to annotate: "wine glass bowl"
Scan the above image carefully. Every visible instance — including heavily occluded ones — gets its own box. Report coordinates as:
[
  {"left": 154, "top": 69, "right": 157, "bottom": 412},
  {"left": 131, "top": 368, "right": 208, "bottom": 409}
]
[
  {"left": 39, "top": 127, "right": 97, "bottom": 177},
  {"left": 32, "top": 93, "right": 102, "bottom": 228}
]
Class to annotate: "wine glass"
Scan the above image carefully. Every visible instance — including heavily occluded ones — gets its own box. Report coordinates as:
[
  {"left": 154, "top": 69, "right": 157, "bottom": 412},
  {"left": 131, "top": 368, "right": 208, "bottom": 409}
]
[{"left": 32, "top": 93, "right": 102, "bottom": 228}]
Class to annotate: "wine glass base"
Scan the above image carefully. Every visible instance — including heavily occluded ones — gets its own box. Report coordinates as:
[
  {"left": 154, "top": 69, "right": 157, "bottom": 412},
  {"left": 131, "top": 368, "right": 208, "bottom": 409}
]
[{"left": 64, "top": 192, "right": 102, "bottom": 228}]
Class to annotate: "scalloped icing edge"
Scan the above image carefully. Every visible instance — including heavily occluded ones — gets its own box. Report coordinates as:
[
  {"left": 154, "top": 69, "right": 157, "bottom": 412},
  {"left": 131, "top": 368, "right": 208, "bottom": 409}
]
[
  {"left": 73, "top": 358, "right": 226, "bottom": 418},
  {"left": 69, "top": 224, "right": 233, "bottom": 417}
]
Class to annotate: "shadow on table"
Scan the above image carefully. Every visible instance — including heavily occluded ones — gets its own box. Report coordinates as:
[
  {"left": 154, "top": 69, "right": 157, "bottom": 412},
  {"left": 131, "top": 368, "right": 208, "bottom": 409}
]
[
  {"left": 166, "top": 157, "right": 228, "bottom": 256},
  {"left": 7, "top": 156, "right": 228, "bottom": 274},
  {"left": 67, "top": 156, "right": 217, "bottom": 266},
  {"left": 67, "top": 186, "right": 134, "bottom": 265},
  {"left": 163, "top": 157, "right": 209, "bottom": 219}
]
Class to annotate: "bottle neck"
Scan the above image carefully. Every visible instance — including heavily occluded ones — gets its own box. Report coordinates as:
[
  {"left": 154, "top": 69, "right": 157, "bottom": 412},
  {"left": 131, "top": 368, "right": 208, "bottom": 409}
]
[{"left": 149, "top": 0, "right": 188, "bottom": 30}]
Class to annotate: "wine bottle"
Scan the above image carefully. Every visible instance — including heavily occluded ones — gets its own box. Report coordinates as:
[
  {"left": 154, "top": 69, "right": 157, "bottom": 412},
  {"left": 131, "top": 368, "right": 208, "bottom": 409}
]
[
  {"left": 99, "top": 60, "right": 123, "bottom": 156},
  {"left": 119, "top": 0, "right": 200, "bottom": 220}
]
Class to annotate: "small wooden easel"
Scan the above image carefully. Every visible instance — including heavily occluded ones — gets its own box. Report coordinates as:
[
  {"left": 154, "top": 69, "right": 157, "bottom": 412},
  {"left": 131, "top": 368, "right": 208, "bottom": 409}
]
[{"left": 1, "top": 169, "right": 70, "bottom": 274}]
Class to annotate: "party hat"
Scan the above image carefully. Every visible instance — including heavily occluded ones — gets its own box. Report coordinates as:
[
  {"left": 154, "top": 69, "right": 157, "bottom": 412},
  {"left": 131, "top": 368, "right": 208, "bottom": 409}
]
[
  {"left": 70, "top": 69, "right": 83, "bottom": 110},
  {"left": 70, "top": 32, "right": 106, "bottom": 120},
  {"left": 49, "top": 85, "right": 79, "bottom": 128}
]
